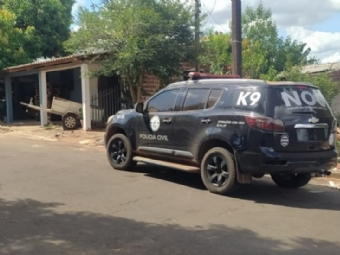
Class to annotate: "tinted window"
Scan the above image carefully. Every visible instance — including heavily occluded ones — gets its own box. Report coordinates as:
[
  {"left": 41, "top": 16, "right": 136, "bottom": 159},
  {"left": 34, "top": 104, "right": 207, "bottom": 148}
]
[
  {"left": 232, "top": 88, "right": 267, "bottom": 114},
  {"left": 207, "top": 89, "right": 222, "bottom": 108},
  {"left": 147, "top": 89, "right": 179, "bottom": 112},
  {"left": 267, "top": 86, "right": 331, "bottom": 117},
  {"left": 183, "top": 88, "right": 210, "bottom": 111}
]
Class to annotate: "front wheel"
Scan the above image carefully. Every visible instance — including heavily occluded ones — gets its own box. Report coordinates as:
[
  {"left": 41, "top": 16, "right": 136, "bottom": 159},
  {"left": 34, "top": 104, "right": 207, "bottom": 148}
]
[
  {"left": 200, "top": 147, "right": 237, "bottom": 195},
  {"left": 271, "top": 173, "right": 311, "bottom": 189},
  {"left": 106, "top": 134, "right": 137, "bottom": 170}
]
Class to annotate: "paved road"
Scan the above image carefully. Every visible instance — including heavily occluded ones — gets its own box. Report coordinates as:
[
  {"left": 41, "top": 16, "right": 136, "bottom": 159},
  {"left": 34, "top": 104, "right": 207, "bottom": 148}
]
[{"left": 0, "top": 134, "right": 340, "bottom": 255}]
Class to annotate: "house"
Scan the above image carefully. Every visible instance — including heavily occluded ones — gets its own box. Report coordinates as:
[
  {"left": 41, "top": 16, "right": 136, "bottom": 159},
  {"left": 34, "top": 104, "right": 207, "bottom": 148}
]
[
  {"left": 301, "top": 62, "right": 340, "bottom": 117},
  {"left": 0, "top": 53, "right": 196, "bottom": 130}
]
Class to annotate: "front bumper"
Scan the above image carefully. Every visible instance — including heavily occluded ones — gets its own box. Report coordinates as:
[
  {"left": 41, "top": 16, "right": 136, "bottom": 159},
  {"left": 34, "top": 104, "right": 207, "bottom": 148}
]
[{"left": 237, "top": 147, "right": 338, "bottom": 174}]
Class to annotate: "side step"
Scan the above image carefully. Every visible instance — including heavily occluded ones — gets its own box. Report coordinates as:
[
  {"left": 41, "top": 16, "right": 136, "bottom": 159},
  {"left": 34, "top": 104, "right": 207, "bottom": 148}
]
[{"left": 133, "top": 156, "right": 200, "bottom": 173}]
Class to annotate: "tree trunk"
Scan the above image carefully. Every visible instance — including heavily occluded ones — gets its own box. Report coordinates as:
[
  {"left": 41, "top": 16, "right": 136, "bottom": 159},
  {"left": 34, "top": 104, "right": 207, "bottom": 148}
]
[
  {"left": 137, "top": 72, "right": 145, "bottom": 102},
  {"left": 125, "top": 73, "right": 137, "bottom": 104}
]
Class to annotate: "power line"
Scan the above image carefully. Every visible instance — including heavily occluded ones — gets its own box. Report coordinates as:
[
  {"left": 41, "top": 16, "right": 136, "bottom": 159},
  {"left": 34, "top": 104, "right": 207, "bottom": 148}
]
[{"left": 201, "top": 2, "right": 227, "bottom": 33}]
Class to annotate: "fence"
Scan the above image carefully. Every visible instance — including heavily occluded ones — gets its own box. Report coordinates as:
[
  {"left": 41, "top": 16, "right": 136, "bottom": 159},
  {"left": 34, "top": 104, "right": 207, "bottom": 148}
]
[{"left": 90, "top": 87, "right": 124, "bottom": 128}]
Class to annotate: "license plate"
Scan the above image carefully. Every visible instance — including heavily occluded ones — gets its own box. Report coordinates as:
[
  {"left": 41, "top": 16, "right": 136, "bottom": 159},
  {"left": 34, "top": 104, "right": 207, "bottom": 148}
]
[{"left": 297, "top": 128, "right": 327, "bottom": 141}]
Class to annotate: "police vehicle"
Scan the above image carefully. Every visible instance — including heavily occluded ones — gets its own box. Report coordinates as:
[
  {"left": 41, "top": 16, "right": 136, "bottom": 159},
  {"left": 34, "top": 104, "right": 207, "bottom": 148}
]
[{"left": 104, "top": 72, "right": 338, "bottom": 195}]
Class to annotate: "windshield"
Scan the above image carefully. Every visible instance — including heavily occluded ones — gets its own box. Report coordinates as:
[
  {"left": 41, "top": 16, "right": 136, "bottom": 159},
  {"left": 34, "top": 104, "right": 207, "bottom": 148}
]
[{"left": 267, "top": 86, "right": 332, "bottom": 117}]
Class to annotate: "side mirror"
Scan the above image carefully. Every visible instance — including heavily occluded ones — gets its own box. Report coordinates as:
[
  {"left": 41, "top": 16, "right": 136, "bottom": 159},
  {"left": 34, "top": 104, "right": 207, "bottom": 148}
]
[{"left": 135, "top": 102, "right": 144, "bottom": 114}]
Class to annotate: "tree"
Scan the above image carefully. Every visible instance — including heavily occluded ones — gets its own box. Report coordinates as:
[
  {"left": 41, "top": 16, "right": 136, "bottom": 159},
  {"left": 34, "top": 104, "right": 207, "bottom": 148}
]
[
  {"left": 0, "top": 8, "right": 32, "bottom": 70},
  {"left": 2, "top": 0, "right": 75, "bottom": 58},
  {"left": 1, "top": 8, "right": 33, "bottom": 116},
  {"left": 65, "top": 0, "right": 196, "bottom": 103},
  {"left": 199, "top": 31, "right": 232, "bottom": 74},
  {"left": 242, "top": 38, "right": 267, "bottom": 78},
  {"left": 242, "top": 0, "right": 311, "bottom": 74}
]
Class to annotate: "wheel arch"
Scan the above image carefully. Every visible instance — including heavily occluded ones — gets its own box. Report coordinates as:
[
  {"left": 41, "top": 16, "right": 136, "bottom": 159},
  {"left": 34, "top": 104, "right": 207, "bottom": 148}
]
[
  {"left": 197, "top": 139, "right": 235, "bottom": 163},
  {"left": 105, "top": 125, "right": 128, "bottom": 146}
]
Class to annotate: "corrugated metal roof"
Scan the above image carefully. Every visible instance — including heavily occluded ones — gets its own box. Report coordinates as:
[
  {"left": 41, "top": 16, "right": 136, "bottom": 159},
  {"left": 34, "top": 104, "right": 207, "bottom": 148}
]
[
  {"left": 2, "top": 49, "right": 108, "bottom": 73},
  {"left": 302, "top": 62, "right": 340, "bottom": 73},
  {"left": 3, "top": 53, "right": 85, "bottom": 72}
]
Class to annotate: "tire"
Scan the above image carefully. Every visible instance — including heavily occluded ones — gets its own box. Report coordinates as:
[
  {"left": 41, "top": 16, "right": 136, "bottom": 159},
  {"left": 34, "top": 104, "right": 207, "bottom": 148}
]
[
  {"left": 271, "top": 173, "right": 311, "bottom": 189},
  {"left": 200, "top": 147, "right": 237, "bottom": 195},
  {"left": 62, "top": 113, "right": 79, "bottom": 130},
  {"left": 106, "top": 134, "right": 137, "bottom": 171}
]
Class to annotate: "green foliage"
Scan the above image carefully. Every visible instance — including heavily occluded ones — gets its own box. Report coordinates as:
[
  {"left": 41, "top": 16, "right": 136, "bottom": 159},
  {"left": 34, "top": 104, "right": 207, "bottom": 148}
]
[
  {"left": 242, "top": 39, "right": 267, "bottom": 78},
  {"left": 2, "top": 0, "right": 75, "bottom": 58},
  {"left": 65, "top": 0, "right": 195, "bottom": 103},
  {"left": 0, "top": 8, "right": 32, "bottom": 70},
  {"left": 242, "top": 0, "right": 311, "bottom": 74},
  {"left": 200, "top": 32, "right": 232, "bottom": 74},
  {"left": 259, "top": 66, "right": 279, "bottom": 81}
]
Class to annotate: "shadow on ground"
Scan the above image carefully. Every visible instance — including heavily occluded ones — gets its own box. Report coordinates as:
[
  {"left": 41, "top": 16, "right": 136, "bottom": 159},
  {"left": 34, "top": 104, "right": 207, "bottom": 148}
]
[
  {"left": 0, "top": 198, "right": 339, "bottom": 255},
  {"left": 132, "top": 164, "right": 340, "bottom": 211}
]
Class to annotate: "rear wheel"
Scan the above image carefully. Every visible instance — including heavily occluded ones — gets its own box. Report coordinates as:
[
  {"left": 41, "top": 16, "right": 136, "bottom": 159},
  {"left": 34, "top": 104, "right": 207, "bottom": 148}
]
[
  {"left": 106, "top": 134, "right": 137, "bottom": 170},
  {"left": 271, "top": 173, "right": 311, "bottom": 189},
  {"left": 200, "top": 147, "right": 237, "bottom": 195},
  {"left": 62, "top": 113, "right": 79, "bottom": 130}
]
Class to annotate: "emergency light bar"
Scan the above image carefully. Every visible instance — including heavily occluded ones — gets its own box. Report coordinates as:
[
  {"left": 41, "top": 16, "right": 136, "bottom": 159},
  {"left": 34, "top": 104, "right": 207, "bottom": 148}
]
[{"left": 188, "top": 72, "right": 241, "bottom": 80}]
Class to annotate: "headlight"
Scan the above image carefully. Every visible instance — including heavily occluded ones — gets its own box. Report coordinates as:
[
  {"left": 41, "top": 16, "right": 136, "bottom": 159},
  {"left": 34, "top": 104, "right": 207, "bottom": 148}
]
[{"left": 107, "top": 115, "right": 114, "bottom": 124}]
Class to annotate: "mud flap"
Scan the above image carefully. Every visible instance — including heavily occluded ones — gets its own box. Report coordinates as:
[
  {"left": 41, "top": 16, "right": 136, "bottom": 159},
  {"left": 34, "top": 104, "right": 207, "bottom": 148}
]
[{"left": 234, "top": 154, "right": 252, "bottom": 184}]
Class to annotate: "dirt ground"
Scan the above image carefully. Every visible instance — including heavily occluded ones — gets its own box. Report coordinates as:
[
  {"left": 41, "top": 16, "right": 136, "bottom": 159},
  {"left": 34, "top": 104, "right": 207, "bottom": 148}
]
[{"left": 0, "top": 121, "right": 105, "bottom": 147}]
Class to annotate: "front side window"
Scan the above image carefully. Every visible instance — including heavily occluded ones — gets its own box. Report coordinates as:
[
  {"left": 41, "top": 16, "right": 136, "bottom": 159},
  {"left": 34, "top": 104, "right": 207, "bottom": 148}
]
[{"left": 147, "top": 89, "right": 180, "bottom": 112}]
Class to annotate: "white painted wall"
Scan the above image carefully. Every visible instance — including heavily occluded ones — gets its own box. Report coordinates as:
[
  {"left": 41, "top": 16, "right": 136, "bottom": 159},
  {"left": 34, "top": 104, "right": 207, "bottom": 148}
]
[{"left": 88, "top": 63, "right": 102, "bottom": 106}]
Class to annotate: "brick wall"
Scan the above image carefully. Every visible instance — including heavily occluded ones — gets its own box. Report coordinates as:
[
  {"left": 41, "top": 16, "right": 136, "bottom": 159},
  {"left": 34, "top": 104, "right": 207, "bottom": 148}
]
[
  {"left": 332, "top": 70, "right": 340, "bottom": 82},
  {"left": 140, "top": 61, "right": 196, "bottom": 101}
]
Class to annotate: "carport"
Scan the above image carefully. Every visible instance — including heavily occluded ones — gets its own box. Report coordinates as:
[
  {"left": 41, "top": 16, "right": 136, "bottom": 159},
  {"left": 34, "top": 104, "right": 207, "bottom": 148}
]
[{"left": 1, "top": 53, "right": 104, "bottom": 130}]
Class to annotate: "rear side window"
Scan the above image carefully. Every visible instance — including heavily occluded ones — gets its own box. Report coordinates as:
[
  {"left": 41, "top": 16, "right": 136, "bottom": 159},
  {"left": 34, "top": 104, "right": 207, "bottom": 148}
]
[
  {"left": 267, "top": 86, "right": 331, "bottom": 117},
  {"left": 232, "top": 88, "right": 267, "bottom": 114},
  {"left": 183, "top": 88, "right": 210, "bottom": 111},
  {"left": 207, "top": 89, "right": 223, "bottom": 108}
]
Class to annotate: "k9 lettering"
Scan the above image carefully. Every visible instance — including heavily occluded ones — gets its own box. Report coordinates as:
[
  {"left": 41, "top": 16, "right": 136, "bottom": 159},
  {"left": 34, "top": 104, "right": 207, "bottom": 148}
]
[
  {"left": 139, "top": 134, "right": 169, "bottom": 141},
  {"left": 236, "top": 91, "right": 261, "bottom": 106}
]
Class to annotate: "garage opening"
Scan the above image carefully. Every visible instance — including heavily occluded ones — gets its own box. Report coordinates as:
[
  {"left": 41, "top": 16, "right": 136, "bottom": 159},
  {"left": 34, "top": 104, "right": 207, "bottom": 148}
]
[{"left": 12, "top": 74, "right": 39, "bottom": 121}]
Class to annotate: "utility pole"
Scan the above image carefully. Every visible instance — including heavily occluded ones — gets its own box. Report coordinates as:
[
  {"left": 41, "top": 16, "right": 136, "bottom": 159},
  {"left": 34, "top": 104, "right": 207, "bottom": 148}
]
[
  {"left": 195, "top": 0, "right": 201, "bottom": 72},
  {"left": 231, "top": 0, "right": 242, "bottom": 77}
]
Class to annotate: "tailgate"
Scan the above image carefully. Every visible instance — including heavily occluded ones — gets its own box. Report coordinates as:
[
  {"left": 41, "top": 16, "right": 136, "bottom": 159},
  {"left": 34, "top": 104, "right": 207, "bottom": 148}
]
[{"left": 267, "top": 85, "right": 336, "bottom": 152}]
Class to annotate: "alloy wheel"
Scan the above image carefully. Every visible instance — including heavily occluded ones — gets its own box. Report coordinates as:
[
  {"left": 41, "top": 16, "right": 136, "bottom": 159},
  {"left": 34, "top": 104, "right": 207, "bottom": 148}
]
[
  {"left": 206, "top": 154, "right": 229, "bottom": 187},
  {"left": 109, "top": 138, "right": 127, "bottom": 165}
]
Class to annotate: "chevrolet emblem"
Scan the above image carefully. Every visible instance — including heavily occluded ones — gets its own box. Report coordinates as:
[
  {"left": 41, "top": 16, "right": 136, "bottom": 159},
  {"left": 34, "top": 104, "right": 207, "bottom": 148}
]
[{"left": 308, "top": 116, "right": 319, "bottom": 123}]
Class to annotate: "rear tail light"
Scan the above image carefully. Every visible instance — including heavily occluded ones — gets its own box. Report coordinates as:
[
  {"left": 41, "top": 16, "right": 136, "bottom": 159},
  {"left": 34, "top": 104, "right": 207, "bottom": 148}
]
[
  {"left": 245, "top": 115, "right": 285, "bottom": 132},
  {"left": 329, "top": 119, "right": 337, "bottom": 146},
  {"left": 331, "top": 119, "right": 337, "bottom": 132}
]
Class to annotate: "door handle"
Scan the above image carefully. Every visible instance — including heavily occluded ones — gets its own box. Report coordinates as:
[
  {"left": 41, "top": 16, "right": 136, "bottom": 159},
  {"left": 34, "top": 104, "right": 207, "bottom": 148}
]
[
  {"left": 162, "top": 118, "right": 172, "bottom": 124},
  {"left": 201, "top": 118, "right": 212, "bottom": 124}
]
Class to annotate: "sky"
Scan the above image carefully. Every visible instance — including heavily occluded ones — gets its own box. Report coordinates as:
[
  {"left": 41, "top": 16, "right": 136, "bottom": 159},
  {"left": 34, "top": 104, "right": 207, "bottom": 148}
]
[{"left": 72, "top": 0, "right": 340, "bottom": 64}]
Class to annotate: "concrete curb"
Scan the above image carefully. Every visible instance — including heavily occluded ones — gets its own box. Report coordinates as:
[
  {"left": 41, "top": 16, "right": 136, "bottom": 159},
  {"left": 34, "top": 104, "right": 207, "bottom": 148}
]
[{"left": 330, "top": 170, "right": 340, "bottom": 180}]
